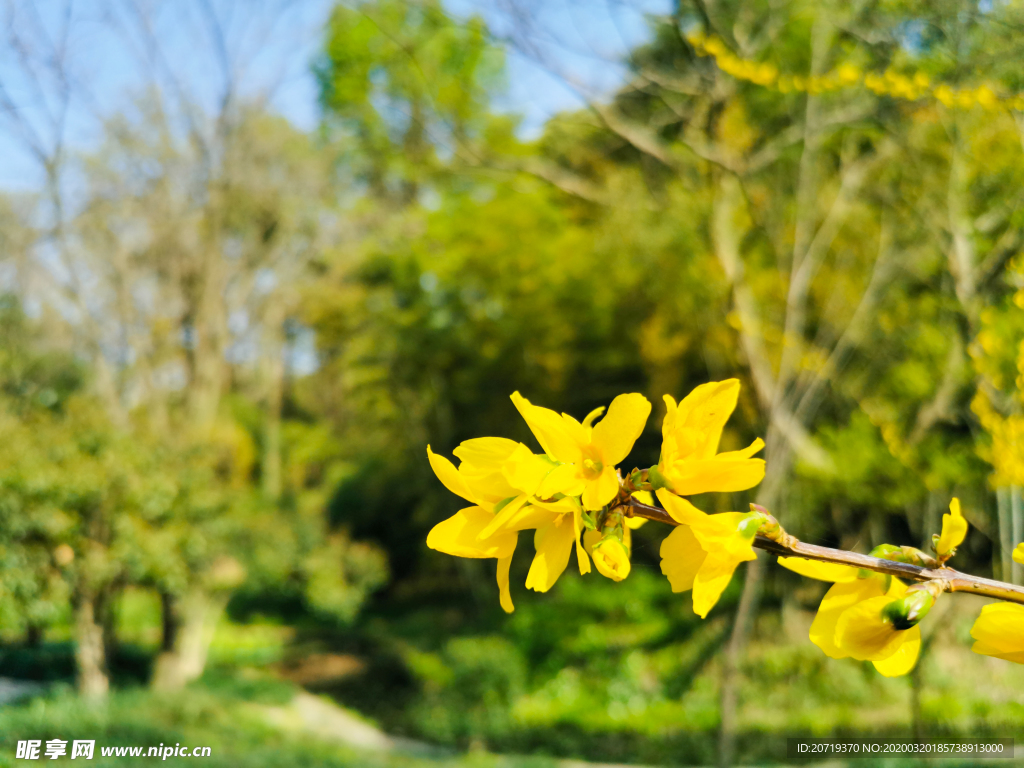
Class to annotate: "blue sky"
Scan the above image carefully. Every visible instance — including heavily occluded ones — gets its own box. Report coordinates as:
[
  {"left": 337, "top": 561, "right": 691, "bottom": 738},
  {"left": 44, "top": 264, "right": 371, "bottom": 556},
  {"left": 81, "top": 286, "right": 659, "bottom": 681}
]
[{"left": 0, "top": 0, "right": 669, "bottom": 191}]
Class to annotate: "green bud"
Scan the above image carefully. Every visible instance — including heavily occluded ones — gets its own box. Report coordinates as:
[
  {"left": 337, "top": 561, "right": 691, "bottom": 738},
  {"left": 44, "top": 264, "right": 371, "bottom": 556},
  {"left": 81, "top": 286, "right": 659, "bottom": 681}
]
[
  {"left": 881, "top": 589, "right": 935, "bottom": 631},
  {"left": 647, "top": 465, "right": 670, "bottom": 490},
  {"left": 870, "top": 543, "right": 933, "bottom": 567},
  {"left": 737, "top": 514, "right": 762, "bottom": 539}
]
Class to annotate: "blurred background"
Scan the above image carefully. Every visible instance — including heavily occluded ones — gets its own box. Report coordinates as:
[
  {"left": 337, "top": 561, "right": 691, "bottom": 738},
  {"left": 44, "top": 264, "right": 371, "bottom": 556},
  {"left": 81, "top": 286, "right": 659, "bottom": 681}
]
[{"left": 0, "top": 0, "right": 1023, "bottom": 765}]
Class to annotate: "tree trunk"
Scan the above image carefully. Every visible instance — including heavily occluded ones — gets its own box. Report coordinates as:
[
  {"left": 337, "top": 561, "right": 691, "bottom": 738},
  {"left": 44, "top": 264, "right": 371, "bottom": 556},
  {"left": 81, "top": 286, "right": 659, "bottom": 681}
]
[
  {"left": 1012, "top": 486, "right": 1023, "bottom": 586},
  {"left": 25, "top": 623, "right": 43, "bottom": 647},
  {"left": 262, "top": 306, "right": 286, "bottom": 499},
  {"left": 998, "top": 486, "right": 1013, "bottom": 583},
  {"left": 74, "top": 593, "right": 109, "bottom": 702},
  {"left": 151, "top": 589, "right": 226, "bottom": 691},
  {"left": 718, "top": 436, "right": 791, "bottom": 767},
  {"left": 717, "top": 553, "right": 764, "bottom": 768}
]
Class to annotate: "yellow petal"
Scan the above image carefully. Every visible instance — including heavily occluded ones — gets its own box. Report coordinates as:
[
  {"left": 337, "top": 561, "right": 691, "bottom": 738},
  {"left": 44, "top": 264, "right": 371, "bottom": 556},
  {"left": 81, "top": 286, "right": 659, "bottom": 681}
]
[
  {"left": 510, "top": 392, "right": 582, "bottom": 463},
  {"left": 692, "top": 550, "right": 743, "bottom": 618},
  {"left": 535, "top": 462, "right": 585, "bottom": 498},
  {"left": 674, "top": 379, "right": 741, "bottom": 458},
  {"left": 971, "top": 640, "right": 1024, "bottom": 664},
  {"left": 1013, "top": 543, "right": 1024, "bottom": 567},
  {"left": 661, "top": 455, "right": 765, "bottom": 495},
  {"left": 574, "top": 507, "right": 592, "bottom": 575},
  {"left": 497, "top": 554, "right": 514, "bottom": 613},
  {"left": 656, "top": 489, "right": 709, "bottom": 526},
  {"left": 872, "top": 626, "right": 920, "bottom": 677},
  {"left": 970, "top": 602, "right": 1024, "bottom": 655},
  {"left": 834, "top": 595, "right": 910, "bottom": 661},
  {"left": 477, "top": 494, "right": 530, "bottom": 540},
  {"left": 717, "top": 437, "right": 765, "bottom": 461},
  {"left": 625, "top": 516, "right": 648, "bottom": 529},
  {"left": 581, "top": 406, "right": 605, "bottom": 429},
  {"left": 427, "top": 507, "right": 518, "bottom": 559},
  {"left": 496, "top": 503, "right": 559, "bottom": 532},
  {"left": 501, "top": 445, "right": 557, "bottom": 496},
  {"left": 592, "top": 537, "right": 631, "bottom": 581},
  {"left": 453, "top": 437, "right": 521, "bottom": 469},
  {"left": 591, "top": 393, "right": 652, "bottom": 466},
  {"left": 427, "top": 446, "right": 475, "bottom": 503},
  {"left": 582, "top": 465, "right": 620, "bottom": 511},
  {"left": 660, "top": 524, "right": 707, "bottom": 593},
  {"left": 458, "top": 440, "right": 525, "bottom": 503},
  {"left": 778, "top": 557, "right": 860, "bottom": 583},
  {"left": 935, "top": 497, "right": 968, "bottom": 556},
  {"left": 809, "top": 578, "right": 888, "bottom": 659},
  {"left": 525, "top": 515, "right": 576, "bottom": 592}
]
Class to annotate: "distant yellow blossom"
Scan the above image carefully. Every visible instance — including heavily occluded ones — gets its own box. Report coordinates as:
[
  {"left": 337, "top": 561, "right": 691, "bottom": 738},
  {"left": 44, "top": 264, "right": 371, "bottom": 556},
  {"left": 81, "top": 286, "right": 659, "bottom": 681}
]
[
  {"left": 1013, "top": 542, "right": 1024, "bottom": 566},
  {"left": 935, "top": 497, "right": 967, "bottom": 558}
]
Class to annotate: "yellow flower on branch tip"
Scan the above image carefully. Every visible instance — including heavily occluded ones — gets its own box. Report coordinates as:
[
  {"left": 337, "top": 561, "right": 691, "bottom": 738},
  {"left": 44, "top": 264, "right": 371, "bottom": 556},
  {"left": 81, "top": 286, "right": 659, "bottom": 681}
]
[
  {"left": 935, "top": 497, "right": 967, "bottom": 557},
  {"left": 657, "top": 489, "right": 759, "bottom": 618},
  {"left": 510, "top": 391, "right": 651, "bottom": 511},
  {"left": 780, "top": 558, "right": 920, "bottom": 677},
  {"left": 656, "top": 380, "right": 765, "bottom": 497},
  {"left": 970, "top": 602, "right": 1024, "bottom": 664}
]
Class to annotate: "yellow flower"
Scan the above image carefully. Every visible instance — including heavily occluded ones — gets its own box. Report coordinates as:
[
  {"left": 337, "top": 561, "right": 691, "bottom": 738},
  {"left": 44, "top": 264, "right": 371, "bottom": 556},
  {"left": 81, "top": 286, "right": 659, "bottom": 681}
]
[
  {"left": 935, "top": 497, "right": 967, "bottom": 557},
  {"left": 657, "top": 489, "right": 760, "bottom": 618},
  {"left": 778, "top": 557, "right": 920, "bottom": 677},
  {"left": 655, "top": 380, "right": 765, "bottom": 497},
  {"left": 510, "top": 391, "right": 651, "bottom": 511},
  {"left": 834, "top": 587, "right": 928, "bottom": 674},
  {"left": 591, "top": 535, "right": 631, "bottom": 582},
  {"left": 522, "top": 497, "right": 592, "bottom": 593},
  {"left": 1014, "top": 543, "right": 1024, "bottom": 566},
  {"left": 970, "top": 602, "right": 1024, "bottom": 664},
  {"left": 426, "top": 440, "right": 595, "bottom": 608}
]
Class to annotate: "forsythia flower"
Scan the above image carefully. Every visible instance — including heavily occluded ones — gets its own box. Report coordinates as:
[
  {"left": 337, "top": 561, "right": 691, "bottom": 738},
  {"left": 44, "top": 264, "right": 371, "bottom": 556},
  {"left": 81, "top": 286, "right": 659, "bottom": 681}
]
[
  {"left": 935, "top": 497, "right": 967, "bottom": 557},
  {"left": 425, "top": 439, "right": 537, "bottom": 612},
  {"left": 1014, "top": 542, "right": 1024, "bottom": 566},
  {"left": 834, "top": 587, "right": 931, "bottom": 668},
  {"left": 654, "top": 379, "right": 765, "bottom": 496},
  {"left": 511, "top": 391, "right": 651, "bottom": 511},
  {"left": 779, "top": 557, "right": 921, "bottom": 677},
  {"left": 426, "top": 439, "right": 582, "bottom": 611},
  {"left": 970, "top": 602, "right": 1024, "bottom": 663},
  {"left": 657, "top": 489, "right": 760, "bottom": 618}
]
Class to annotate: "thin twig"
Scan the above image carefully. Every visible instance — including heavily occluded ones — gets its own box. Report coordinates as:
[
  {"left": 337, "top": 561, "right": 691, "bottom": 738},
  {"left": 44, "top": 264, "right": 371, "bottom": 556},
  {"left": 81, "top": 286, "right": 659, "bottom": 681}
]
[{"left": 624, "top": 499, "right": 1024, "bottom": 605}]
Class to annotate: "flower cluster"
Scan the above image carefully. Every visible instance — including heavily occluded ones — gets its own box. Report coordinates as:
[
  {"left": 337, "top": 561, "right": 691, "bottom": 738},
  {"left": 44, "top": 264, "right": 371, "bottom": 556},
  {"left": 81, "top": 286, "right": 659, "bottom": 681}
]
[
  {"left": 426, "top": 380, "right": 1024, "bottom": 677},
  {"left": 426, "top": 380, "right": 764, "bottom": 613},
  {"left": 688, "top": 30, "right": 1018, "bottom": 111}
]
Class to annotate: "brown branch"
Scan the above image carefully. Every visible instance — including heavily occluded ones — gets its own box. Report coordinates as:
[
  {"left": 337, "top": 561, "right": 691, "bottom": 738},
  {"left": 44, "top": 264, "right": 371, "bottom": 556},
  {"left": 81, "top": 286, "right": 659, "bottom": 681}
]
[{"left": 624, "top": 499, "right": 1024, "bottom": 606}]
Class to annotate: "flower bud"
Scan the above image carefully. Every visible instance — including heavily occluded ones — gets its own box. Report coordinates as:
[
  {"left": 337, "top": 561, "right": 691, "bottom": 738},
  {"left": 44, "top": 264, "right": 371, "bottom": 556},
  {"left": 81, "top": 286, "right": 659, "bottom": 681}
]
[
  {"left": 647, "top": 464, "right": 670, "bottom": 490},
  {"left": 592, "top": 536, "right": 631, "bottom": 582},
  {"left": 881, "top": 589, "right": 935, "bottom": 631}
]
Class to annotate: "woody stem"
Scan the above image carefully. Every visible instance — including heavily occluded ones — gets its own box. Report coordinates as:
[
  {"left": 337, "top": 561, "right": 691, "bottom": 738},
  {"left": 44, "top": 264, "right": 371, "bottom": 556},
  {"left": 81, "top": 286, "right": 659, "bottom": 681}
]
[{"left": 623, "top": 499, "right": 1024, "bottom": 607}]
